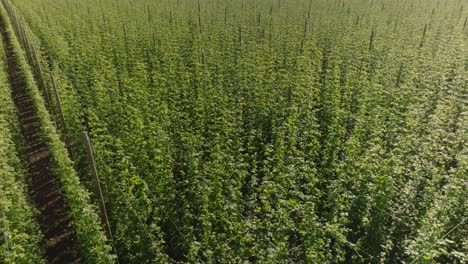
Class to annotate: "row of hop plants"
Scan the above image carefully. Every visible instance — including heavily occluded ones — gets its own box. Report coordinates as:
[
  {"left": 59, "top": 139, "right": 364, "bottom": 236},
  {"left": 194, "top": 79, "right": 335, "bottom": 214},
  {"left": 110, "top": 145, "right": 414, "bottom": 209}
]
[
  {"left": 9, "top": 0, "right": 468, "bottom": 262},
  {"left": 0, "top": 27, "right": 45, "bottom": 264},
  {"left": 0, "top": 2, "right": 115, "bottom": 263}
]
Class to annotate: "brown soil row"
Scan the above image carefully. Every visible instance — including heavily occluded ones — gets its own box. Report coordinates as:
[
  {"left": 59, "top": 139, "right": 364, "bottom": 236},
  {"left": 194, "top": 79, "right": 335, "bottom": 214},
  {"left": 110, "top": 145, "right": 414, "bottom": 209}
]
[{"left": 0, "top": 12, "right": 82, "bottom": 264}]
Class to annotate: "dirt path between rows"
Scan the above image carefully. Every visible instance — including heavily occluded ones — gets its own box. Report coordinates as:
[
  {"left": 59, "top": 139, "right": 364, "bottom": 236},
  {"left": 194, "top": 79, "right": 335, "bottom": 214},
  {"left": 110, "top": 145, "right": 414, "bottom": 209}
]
[{"left": 0, "top": 12, "right": 82, "bottom": 264}]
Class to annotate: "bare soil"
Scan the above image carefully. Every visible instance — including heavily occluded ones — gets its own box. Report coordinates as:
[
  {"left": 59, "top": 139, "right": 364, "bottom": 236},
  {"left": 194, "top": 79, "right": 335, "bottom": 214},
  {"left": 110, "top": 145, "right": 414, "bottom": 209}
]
[{"left": 0, "top": 14, "right": 82, "bottom": 264}]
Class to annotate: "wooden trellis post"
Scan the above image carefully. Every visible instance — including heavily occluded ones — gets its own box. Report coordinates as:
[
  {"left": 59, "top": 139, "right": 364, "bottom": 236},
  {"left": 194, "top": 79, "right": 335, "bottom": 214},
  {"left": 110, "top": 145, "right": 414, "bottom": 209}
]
[
  {"left": 50, "top": 71, "right": 67, "bottom": 132},
  {"left": 83, "top": 132, "right": 112, "bottom": 238},
  {"left": 31, "top": 45, "right": 54, "bottom": 115},
  {"left": 83, "top": 131, "right": 119, "bottom": 263}
]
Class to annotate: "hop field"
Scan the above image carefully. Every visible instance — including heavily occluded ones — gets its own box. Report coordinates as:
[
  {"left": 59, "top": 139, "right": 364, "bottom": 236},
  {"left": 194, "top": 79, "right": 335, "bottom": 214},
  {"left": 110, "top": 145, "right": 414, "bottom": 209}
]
[{"left": 0, "top": 0, "right": 467, "bottom": 263}]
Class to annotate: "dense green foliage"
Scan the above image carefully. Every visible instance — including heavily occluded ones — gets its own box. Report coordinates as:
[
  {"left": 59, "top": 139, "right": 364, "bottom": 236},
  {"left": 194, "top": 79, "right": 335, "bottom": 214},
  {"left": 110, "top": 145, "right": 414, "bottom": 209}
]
[
  {"left": 7, "top": 0, "right": 468, "bottom": 262},
  {"left": 0, "top": 3, "right": 115, "bottom": 262},
  {"left": 0, "top": 32, "right": 45, "bottom": 264}
]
